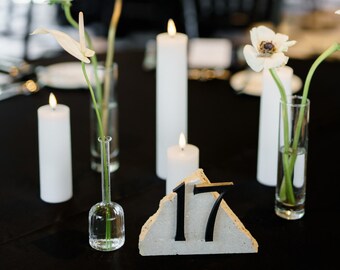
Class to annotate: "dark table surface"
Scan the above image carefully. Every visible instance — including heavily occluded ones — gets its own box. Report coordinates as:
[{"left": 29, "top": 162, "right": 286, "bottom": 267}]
[{"left": 0, "top": 49, "right": 339, "bottom": 269}]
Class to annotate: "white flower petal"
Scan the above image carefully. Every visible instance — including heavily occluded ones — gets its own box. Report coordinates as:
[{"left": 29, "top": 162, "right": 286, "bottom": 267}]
[
  {"left": 84, "top": 48, "right": 95, "bottom": 57},
  {"left": 243, "top": 45, "right": 265, "bottom": 72},
  {"left": 257, "top": 26, "right": 276, "bottom": 42},
  {"left": 263, "top": 52, "right": 288, "bottom": 69},
  {"left": 250, "top": 27, "right": 260, "bottom": 51},
  {"left": 31, "top": 27, "right": 95, "bottom": 63},
  {"left": 280, "top": 40, "right": 296, "bottom": 52},
  {"left": 335, "top": 10, "right": 340, "bottom": 14},
  {"left": 79, "top": 12, "right": 86, "bottom": 54},
  {"left": 285, "top": 40, "right": 297, "bottom": 47},
  {"left": 275, "top": 33, "right": 296, "bottom": 52},
  {"left": 48, "top": 29, "right": 91, "bottom": 63},
  {"left": 274, "top": 33, "right": 288, "bottom": 47},
  {"left": 30, "top": 28, "right": 49, "bottom": 35}
]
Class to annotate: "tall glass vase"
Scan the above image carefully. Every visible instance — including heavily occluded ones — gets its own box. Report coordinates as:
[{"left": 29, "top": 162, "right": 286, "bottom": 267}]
[
  {"left": 275, "top": 95, "right": 310, "bottom": 220},
  {"left": 89, "top": 136, "right": 125, "bottom": 251},
  {"left": 90, "top": 63, "right": 119, "bottom": 173}
]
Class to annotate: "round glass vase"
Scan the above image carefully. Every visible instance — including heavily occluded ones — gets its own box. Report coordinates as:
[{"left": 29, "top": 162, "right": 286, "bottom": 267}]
[
  {"left": 89, "top": 136, "right": 125, "bottom": 251},
  {"left": 90, "top": 63, "right": 119, "bottom": 173},
  {"left": 275, "top": 95, "right": 310, "bottom": 220}
]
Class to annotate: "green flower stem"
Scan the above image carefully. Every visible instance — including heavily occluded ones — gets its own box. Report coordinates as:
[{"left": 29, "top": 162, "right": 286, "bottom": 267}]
[
  {"left": 269, "top": 43, "right": 340, "bottom": 205},
  {"left": 269, "top": 68, "right": 295, "bottom": 204},
  {"left": 81, "top": 63, "right": 107, "bottom": 188},
  {"left": 276, "top": 42, "right": 340, "bottom": 207},
  {"left": 81, "top": 62, "right": 111, "bottom": 243},
  {"left": 102, "top": 0, "right": 122, "bottom": 135},
  {"left": 269, "top": 68, "right": 288, "bottom": 146},
  {"left": 63, "top": 4, "right": 103, "bottom": 105},
  {"left": 289, "top": 43, "right": 340, "bottom": 169}
]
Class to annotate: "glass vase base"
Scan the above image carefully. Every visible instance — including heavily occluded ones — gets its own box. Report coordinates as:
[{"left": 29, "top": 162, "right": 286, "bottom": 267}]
[
  {"left": 89, "top": 237, "right": 125, "bottom": 252},
  {"left": 275, "top": 201, "right": 305, "bottom": 220},
  {"left": 89, "top": 200, "right": 125, "bottom": 252},
  {"left": 91, "top": 157, "right": 119, "bottom": 173}
]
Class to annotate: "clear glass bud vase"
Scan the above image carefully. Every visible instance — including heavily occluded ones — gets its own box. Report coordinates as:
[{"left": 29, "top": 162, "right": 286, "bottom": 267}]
[
  {"left": 90, "top": 63, "right": 119, "bottom": 173},
  {"left": 89, "top": 136, "right": 125, "bottom": 251},
  {"left": 275, "top": 95, "right": 310, "bottom": 220}
]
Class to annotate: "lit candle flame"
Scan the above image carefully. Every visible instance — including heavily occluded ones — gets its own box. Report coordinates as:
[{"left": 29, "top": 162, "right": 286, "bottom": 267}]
[
  {"left": 49, "top": 92, "right": 57, "bottom": 110},
  {"left": 179, "top": 132, "right": 186, "bottom": 150},
  {"left": 167, "top": 19, "right": 176, "bottom": 37}
]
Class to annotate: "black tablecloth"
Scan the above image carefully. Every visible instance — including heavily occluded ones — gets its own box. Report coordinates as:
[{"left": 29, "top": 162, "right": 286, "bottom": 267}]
[{"left": 0, "top": 50, "right": 339, "bottom": 269}]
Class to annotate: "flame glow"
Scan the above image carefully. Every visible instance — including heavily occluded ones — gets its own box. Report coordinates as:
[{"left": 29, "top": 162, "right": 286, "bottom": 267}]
[
  {"left": 167, "top": 19, "right": 176, "bottom": 37},
  {"left": 179, "top": 132, "right": 186, "bottom": 150},
  {"left": 49, "top": 92, "right": 57, "bottom": 109}
]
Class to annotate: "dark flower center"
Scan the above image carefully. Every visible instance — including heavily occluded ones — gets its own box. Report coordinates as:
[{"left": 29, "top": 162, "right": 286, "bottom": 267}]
[{"left": 259, "top": 41, "right": 276, "bottom": 56}]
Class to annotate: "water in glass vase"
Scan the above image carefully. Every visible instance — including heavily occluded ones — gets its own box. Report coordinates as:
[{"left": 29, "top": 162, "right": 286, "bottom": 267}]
[
  {"left": 89, "top": 136, "right": 125, "bottom": 251},
  {"left": 275, "top": 146, "right": 307, "bottom": 220},
  {"left": 89, "top": 201, "right": 125, "bottom": 251}
]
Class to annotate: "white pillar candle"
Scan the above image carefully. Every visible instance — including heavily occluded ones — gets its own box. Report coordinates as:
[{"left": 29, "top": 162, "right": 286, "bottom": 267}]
[
  {"left": 166, "top": 133, "right": 199, "bottom": 194},
  {"left": 156, "top": 19, "right": 188, "bottom": 179},
  {"left": 38, "top": 93, "right": 72, "bottom": 203},
  {"left": 257, "top": 66, "right": 293, "bottom": 186}
]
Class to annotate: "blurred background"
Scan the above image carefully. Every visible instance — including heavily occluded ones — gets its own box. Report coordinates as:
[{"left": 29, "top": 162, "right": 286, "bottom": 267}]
[{"left": 1, "top": 0, "right": 340, "bottom": 61}]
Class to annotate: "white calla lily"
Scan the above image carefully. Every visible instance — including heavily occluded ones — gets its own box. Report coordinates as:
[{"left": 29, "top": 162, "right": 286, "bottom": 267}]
[
  {"left": 31, "top": 12, "right": 94, "bottom": 63},
  {"left": 243, "top": 26, "right": 296, "bottom": 72},
  {"left": 78, "top": 11, "right": 86, "bottom": 55}
]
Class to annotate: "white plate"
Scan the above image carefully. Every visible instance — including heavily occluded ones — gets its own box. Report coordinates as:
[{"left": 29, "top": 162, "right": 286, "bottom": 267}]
[
  {"left": 37, "top": 62, "right": 88, "bottom": 89},
  {"left": 0, "top": 73, "right": 12, "bottom": 85},
  {"left": 230, "top": 69, "right": 302, "bottom": 96}
]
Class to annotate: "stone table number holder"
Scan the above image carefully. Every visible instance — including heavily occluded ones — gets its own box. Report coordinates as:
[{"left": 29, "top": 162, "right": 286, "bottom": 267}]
[{"left": 139, "top": 169, "right": 258, "bottom": 255}]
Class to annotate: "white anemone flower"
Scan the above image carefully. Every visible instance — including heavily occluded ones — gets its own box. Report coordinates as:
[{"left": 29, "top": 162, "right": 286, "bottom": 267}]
[
  {"left": 31, "top": 12, "right": 94, "bottom": 63},
  {"left": 243, "top": 26, "right": 296, "bottom": 72}
]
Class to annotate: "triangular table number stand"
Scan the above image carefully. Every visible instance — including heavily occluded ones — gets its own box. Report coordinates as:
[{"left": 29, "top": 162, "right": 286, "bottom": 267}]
[{"left": 139, "top": 169, "right": 258, "bottom": 255}]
